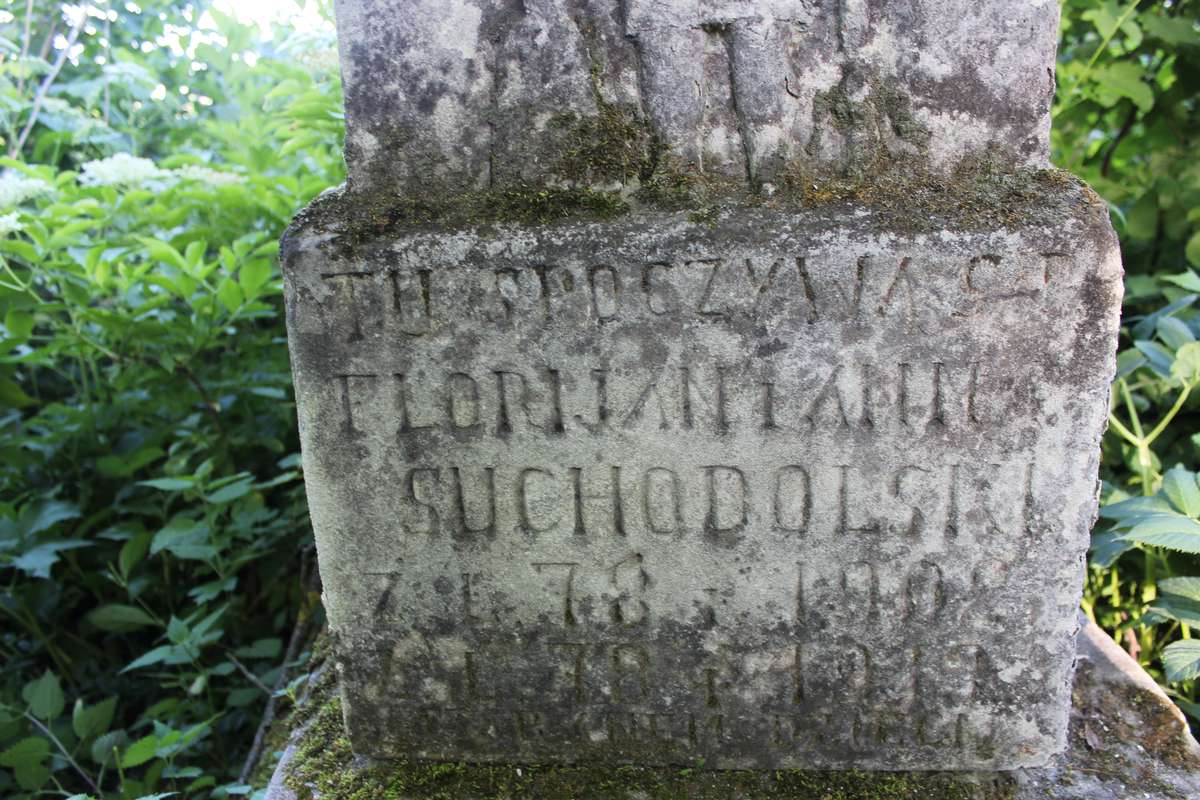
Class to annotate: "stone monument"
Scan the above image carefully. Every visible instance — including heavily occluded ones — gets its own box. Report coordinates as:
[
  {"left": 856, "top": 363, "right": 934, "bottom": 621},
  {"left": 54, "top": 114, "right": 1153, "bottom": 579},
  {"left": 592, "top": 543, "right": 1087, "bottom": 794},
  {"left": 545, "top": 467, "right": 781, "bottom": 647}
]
[{"left": 281, "top": 0, "right": 1123, "bottom": 771}]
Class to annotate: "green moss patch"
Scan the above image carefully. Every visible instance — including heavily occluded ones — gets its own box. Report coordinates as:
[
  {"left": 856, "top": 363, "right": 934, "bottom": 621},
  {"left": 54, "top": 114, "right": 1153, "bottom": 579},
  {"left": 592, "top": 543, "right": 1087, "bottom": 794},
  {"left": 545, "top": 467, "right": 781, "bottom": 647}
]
[
  {"left": 293, "top": 158, "right": 1099, "bottom": 257},
  {"left": 279, "top": 685, "right": 1014, "bottom": 800}
]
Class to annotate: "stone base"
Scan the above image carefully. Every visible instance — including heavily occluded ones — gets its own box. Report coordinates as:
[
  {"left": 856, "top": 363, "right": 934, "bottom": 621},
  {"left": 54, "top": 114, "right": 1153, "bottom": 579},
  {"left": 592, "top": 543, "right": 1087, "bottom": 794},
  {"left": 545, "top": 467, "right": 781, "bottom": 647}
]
[
  {"left": 284, "top": 177, "right": 1121, "bottom": 771},
  {"left": 263, "top": 616, "right": 1200, "bottom": 799}
]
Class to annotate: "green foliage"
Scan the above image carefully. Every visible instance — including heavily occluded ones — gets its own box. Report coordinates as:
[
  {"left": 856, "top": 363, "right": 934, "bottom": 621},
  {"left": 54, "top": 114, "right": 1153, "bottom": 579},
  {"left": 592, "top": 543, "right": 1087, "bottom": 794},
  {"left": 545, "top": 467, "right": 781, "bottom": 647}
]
[
  {"left": 0, "top": 2, "right": 342, "bottom": 797},
  {"left": 1059, "top": 0, "right": 1200, "bottom": 731}
]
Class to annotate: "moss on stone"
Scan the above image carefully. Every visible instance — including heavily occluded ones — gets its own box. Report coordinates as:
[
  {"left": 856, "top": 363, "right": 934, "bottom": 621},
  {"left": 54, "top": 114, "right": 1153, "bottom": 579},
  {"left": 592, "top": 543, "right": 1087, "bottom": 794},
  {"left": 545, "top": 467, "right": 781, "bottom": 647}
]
[
  {"left": 774, "top": 154, "right": 1096, "bottom": 235},
  {"left": 279, "top": 679, "right": 1015, "bottom": 800},
  {"left": 290, "top": 151, "right": 1099, "bottom": 259},
  {"left": 548, "top": 102, "right": 659, "bottom": 185}
]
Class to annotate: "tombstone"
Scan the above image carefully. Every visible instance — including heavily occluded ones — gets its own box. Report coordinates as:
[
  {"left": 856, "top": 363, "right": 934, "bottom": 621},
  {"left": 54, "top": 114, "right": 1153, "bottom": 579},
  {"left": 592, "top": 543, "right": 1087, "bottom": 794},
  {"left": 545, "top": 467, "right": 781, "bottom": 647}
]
[{"left": 281, "top": 0, "right": 1123, "bottom": 771}]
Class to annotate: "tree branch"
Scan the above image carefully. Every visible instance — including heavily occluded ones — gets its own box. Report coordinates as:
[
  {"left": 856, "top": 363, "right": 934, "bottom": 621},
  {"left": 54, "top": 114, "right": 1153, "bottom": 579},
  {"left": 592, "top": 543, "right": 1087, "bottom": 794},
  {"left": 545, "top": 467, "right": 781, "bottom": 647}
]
[
  {"left": 223, "top": 651, "right": 272, "bottom": 695},
  {"left": 36, "top": 14, "right": 58, "bottom": 64},
  {"left": 1101, "top": 104, "right": 1138, "bottom": 178},
  {"left": 16, "top": 0, "right": 34, "bottom": 96},
  {"left": 24, "top": 710, "right": 101, "bottom": 796},
  {"left": 10, "top": 7, "right": 87, "bottom": 159},
  {"left": 238, "top": 547, "right": 317, "bottom": 784}
]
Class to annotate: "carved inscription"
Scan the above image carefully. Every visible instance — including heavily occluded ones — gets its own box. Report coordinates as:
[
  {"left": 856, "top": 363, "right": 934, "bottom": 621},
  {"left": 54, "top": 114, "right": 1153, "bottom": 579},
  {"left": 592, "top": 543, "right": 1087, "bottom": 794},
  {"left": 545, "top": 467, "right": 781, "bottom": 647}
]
[
  {"left": 351, "top": 633, "right": 1004, "bottom": 759},
  {"left": 386, "top": 461, "right": 1036, "bottom": 543},
  {"left": 291, "top": 222, "right": 1110, "bottom": 769},
  {"left": 331, "top": 361, "right": 1038, "bottom": 439},
  {"left": 313, "top": 250, "right": 1063, "bottom": 340}
]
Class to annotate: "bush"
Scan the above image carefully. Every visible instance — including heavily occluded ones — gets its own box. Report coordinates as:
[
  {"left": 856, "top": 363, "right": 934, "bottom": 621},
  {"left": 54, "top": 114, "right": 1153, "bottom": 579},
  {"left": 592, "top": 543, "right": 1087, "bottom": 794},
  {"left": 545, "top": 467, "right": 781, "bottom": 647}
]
[
  {"left": 1056, "top": 0, "right": 1200, "bottom": 723},
  {"left": 0, "top": 4, "right": 342, "bottom": 797}
]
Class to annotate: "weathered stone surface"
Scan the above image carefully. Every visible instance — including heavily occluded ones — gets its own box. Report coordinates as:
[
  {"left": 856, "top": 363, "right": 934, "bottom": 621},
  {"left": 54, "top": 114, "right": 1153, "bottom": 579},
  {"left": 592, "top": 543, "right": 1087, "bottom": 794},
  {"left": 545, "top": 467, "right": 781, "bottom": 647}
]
[
  {"left": 1007, "top": 615, "right": 1200, "bottom": 800},
  {"left": 333, "top": 0, "right": 1060, "bottom": 196},
  {"left": 262, "top": 618, "right": 1200, "bottom": 798},
  {"left": 282, "top": 186, "right": 1121, "bottom": 769},
  {"left": 285, "top": 0, "right": 1124, "bottom": 775}
]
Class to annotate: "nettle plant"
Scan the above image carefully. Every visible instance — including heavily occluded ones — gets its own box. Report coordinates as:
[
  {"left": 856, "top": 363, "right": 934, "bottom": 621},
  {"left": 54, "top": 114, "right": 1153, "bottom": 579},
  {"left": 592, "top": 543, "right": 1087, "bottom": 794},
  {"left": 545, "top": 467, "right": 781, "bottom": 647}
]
[{"left": 1092, "top": 280, "right": 1200, "bottom": 720}]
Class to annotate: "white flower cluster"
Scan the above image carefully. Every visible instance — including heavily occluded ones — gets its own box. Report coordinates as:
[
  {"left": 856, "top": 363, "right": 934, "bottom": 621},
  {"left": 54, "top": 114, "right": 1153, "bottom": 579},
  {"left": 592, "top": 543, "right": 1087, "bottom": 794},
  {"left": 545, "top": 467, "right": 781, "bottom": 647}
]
[
  {"left": 0, "top": 211, "right": 24, "bottom": 237},
  {"left": 281, "top": 29, "right": 340, "bottom": 76},
  {"left": 79, "top": 153, "right": 167, "bottom": 187},
  {"left": 173, "top": 165, "right": 242, "bottom": 187},
  {"left": 0, "top": 174, "right": 51, "bottom": 208},
  {"left": 79, "top": 154, "right": 243, "bottom": 190}
]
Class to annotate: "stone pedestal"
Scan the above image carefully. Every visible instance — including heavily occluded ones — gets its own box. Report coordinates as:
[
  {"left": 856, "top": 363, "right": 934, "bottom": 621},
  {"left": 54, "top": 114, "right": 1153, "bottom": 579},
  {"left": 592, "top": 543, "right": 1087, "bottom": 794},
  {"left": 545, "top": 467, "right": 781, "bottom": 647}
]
[
  {"left": 282, "top": 0, "right": 1124, "bottom": 771},
  {"left": 284, "top": 184, "right": 1119, "bottom": 769}
]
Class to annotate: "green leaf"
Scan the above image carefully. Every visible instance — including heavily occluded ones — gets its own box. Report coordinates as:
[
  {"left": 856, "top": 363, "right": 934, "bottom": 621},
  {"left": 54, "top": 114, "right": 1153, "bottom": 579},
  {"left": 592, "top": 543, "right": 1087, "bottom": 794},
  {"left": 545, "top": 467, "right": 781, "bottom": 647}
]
[
  {"left": 19, "top": 498, "right": 81, "bottom": 536},
  {"left": 1146, "top": 595, "right": 1200, "bottom": 627},
  {"left": 73, "top": 696, "right": 117, "bottom": 739},
  {"left": 1163, "top": 271, "right": 1200, "bottom": 293},
  {"left": 89, "top": 729, "right": 127, "bottom": 767},
  {"left": 1133, "top": 295, "right": 1196, "bottom": 339},
  {"left": 1135, "top": 339, "right": 1175, "bottom": 377},
  {"left": 167, "top": 616, "right": 189, "bottom": 644},
  {"left": 1172, "top": 341, "right": 1200, "bottom": 384},
  {"left": 1090, "top": 529, "right": 1135, "bottom": 568},
  {"left": 235, "top": 638, "right": 282, "bottom": 659},
  {"left": 2, "top": 736, "right": 51, "bottom": 790},
  {"left": 0, "top": 376, "right": 34, "bottom": 407},
  {"left": 120, "top": 733, "right": 159, "bottom": 768},
  {"left": 14, "top": 760, "right": 51, "bottom": 791},
  {"left": 238, "top": 259, "right": 271, "bottom": 296},
  {"left": 1175, "top": 697, "right": 1200, "bottom": 723},
  {"left": 90, "top": 730, "right": 128, "bottom": 766},
  {"left": 4, "top": 308, "right": 34, "bottom": 340},
  {"left": 11, "top": 540, "right": 91, "bottom": 578},
  {"left": 205, "top": 480, "right": 252, "bottom": 504},
  {"left": 1158, "top": 316, "right": 1196, "bottom": 349},
  {"left": 138, "top": 477, "right": 195, "bottom": 491},
  {"left": 1188, "top": 231, "right": 1200, "bottom": 269},
  {"left": 1141, "top": 14, "right": 1199, "bottom": 46},
  {"left": 121, "top": 645, "right": 173, "bottom": 673},
  {"left": 1162, "top": 467, "right": 1200, "bottom": 517},
  {"left": 1083, "top": 1, "right": 1137, "bottom": 40},
  {"left": 1160, "top": 577, "right": 1200, "bottom": 603},
  {"left": 1122, "top": 193, "right": 1157, "bottom": 241},
  {"left": 87, "top": 604, "right": 158, "bottom": 632},
  {"left": 1100, "top": 494, "right": 1173, "bottom": 523},
  {"left": 119, "top": 532, "right": 152, "bottom": 576},
  {"left": 1163, "top": 640, "right": 1200, "bottom": 682},
  {"left": 1115, "top": 347, "right": 1147, "bottom": 380},
  {"left": 1092, "top": 61, "right": 1154, "bottom": 112},
  {"left": 184, "top": 240, "right": 207, "bottom": 271},
  {"left": 22, "top": 670, "right": 65, "bottom": 720},
  {"left": 1120, "top": 512, "right": 1200, "bottom": 553},
  {"left": 150, "top": 517, "right": 214, "bottom": 561},
  {"left": 217, "top": 278, "right": 244, "bottom": 312},
  {"left": 0, "top": 735, "right": 50, "bottom": 767},
  {"left": 136, "top": 236, "right": 187, "bottom": 271}
]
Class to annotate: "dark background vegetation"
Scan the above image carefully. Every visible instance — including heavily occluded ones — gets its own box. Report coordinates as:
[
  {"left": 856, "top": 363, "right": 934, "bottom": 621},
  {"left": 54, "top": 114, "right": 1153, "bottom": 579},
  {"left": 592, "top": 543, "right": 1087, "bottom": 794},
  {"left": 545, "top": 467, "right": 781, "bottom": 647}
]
[{"left": 0, "top": 1, "right": 1198, "bottom": 797}]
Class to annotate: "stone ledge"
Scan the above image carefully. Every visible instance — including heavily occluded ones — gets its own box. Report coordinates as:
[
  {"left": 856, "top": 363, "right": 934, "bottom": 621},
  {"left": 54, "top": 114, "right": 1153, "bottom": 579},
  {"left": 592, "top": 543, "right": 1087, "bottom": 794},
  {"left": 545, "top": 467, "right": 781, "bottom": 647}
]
[
  {"left": 261, "top": 617, "right": 1200, "bottom": 800},
  {"left": 281, "top": 164, "right": 1101, "bottom": 254}
]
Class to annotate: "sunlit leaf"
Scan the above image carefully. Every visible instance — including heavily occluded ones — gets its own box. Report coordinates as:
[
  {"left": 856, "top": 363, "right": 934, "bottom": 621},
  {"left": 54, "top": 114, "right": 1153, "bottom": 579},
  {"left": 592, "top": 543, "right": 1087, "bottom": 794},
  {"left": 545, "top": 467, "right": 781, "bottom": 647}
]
[
  {"left": 1162, "top": 467, "right": 1200, "bottom": 517},
  {"left": 1163, "top": 640, "right": 1200, "bottom": 682}
]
